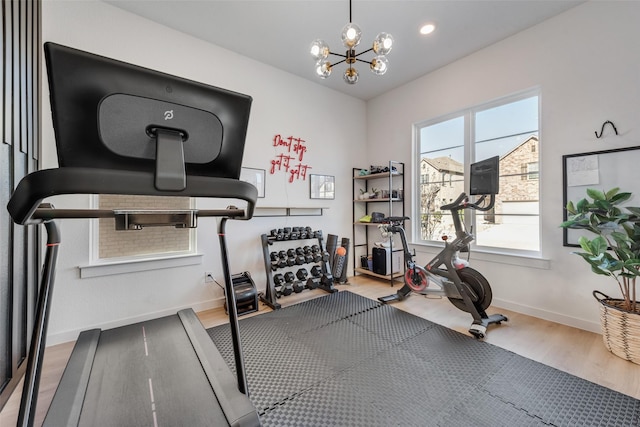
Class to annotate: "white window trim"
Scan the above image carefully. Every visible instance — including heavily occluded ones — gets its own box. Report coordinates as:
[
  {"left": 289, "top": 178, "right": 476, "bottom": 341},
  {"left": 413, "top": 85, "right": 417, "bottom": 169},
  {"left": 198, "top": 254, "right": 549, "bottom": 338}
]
[
  {"left": 81, "top": 195, "right": 200, "bottom": 278},
  {"left": 411, "top": 241, "right": 550, "bottom": 270},
  {"left": 412, "top": 87, "right": 541, "bottom": 257}
]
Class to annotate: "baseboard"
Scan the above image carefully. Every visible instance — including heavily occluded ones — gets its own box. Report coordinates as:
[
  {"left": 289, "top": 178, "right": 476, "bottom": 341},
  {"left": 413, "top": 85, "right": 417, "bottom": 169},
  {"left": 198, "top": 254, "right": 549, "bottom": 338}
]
[
  {"left": 492, "top": 297, "right": 601, "bottom": 334},
  {"left": 45, "top": 297, "right": 226, "bottom": 346}
]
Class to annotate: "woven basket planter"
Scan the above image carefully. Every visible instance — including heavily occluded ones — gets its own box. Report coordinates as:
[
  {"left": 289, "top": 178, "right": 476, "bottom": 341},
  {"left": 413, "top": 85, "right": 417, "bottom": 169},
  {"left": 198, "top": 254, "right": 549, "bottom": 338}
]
[{"left": 594, "top": 291, "right": 640, "bottom": 364}]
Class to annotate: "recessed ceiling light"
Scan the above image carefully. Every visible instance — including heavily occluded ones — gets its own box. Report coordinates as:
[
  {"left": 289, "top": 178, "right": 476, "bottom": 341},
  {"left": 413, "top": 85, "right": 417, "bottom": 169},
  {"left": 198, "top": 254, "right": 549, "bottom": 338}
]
[{"left": 420, "top": 23, "right": 436, "bottom": 35}]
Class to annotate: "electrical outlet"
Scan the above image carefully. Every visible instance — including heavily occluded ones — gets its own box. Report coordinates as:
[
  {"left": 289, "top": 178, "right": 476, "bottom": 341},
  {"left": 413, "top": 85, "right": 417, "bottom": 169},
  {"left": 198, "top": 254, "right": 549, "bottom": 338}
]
[{"left": 204, "top": 272, "right": 214, "bottom": 283}]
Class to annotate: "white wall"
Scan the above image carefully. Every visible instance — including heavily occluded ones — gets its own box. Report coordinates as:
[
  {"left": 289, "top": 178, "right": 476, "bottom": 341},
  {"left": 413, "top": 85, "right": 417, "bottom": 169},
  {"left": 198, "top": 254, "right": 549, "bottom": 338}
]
[
  {"left": 42, "top": 0, "right": 366, "bottom": 344},
  {"left": 367, "top": 1, "right": 640, "bottom": 332}
]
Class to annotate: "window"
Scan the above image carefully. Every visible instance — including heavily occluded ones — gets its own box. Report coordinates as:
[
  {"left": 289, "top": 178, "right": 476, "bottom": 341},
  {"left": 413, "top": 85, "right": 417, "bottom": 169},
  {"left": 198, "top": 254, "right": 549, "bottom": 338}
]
[
  {"left": 98, "top": 195, "right": 194, "bottom": 260},
  {"left": 416, "top": 90, "right": 540, "bottom": 253}
]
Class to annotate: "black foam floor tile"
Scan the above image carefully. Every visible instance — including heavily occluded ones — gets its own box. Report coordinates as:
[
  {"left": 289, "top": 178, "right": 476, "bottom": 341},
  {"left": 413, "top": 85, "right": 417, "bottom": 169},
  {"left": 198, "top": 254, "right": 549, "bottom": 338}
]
[
  {"left": 399, "top": 324, "right": 514, "bottom": 385},
  {"left": 259, "top": 373, "right": 388, "bottom": 427},
  {"left": 309, "top": 290, "right": 381, "bottom": 318},
  {"left": 337, "top": 345, "right": 478, "bottom": 426},
  {"left": 292, "top": 319, "right": 392, "bottom": 371},
  {"left": 483, "top": 355, "right": 640, "bottom": 426},
  {"left": 435, "top": 388, "right": 551, "bottom": 427},
  {"left": 348, "top": 303, "right": 436, "bottom": 344},
  {"left": 243, "top": 336, "right": 336, "bottom": 412}
]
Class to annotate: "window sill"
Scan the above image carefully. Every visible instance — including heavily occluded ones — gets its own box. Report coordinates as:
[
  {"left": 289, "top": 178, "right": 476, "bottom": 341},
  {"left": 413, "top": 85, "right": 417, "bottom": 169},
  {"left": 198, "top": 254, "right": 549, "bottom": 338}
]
[
  {"left": 411, "top": 243, "right": 550, "bottom": 270},
  {"left": 79, "top": 253, "right": 204, "bottom": 278}
]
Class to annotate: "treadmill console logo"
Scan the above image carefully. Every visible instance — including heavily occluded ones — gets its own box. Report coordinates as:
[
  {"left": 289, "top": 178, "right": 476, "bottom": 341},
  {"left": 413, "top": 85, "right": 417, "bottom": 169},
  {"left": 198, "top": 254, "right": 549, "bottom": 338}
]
[{"left": 164, "top": 110, "right": 174, "bottom": 120}]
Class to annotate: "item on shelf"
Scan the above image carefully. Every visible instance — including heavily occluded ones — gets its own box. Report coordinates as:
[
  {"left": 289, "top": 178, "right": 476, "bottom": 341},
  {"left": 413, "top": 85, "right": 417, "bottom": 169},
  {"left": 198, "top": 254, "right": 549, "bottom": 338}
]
[
  {"left": 358, "top": 214, "right": 372, "bottom": 223},
  {"left": 372, "top": 247, "right": 402, "bottom": 276},
  {"left": 371, "top": 212, "right": 385, "bottom": 223}
]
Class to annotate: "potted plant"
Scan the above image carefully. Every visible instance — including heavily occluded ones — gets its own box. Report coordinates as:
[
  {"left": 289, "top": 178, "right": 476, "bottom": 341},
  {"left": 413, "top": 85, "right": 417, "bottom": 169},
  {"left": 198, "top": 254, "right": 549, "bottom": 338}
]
[{"left": 561, "top": 187, "right": 640, "bottom": 363}]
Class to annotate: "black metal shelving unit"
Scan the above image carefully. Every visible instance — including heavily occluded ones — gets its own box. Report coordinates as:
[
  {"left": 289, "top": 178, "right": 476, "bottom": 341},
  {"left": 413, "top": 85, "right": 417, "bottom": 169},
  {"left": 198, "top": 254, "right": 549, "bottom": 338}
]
[{"left": 352, "top": 161, "right": 405, "bottom": 286}]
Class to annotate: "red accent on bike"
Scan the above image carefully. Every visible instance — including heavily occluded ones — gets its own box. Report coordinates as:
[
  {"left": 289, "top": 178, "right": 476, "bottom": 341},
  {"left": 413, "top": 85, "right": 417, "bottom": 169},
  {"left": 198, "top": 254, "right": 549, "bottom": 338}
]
[{"left": 405, "top": 268, "right": 428, "bottom": 292}]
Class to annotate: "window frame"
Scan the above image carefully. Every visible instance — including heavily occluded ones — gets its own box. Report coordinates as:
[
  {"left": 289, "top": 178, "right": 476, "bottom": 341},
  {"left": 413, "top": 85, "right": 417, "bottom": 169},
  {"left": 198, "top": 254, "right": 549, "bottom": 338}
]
[
  {"left": 413, "top": 88, "right": 541, "bottom": 257},
  {"left": 80, "top": 195, "right": 201, "bottom": 278}
]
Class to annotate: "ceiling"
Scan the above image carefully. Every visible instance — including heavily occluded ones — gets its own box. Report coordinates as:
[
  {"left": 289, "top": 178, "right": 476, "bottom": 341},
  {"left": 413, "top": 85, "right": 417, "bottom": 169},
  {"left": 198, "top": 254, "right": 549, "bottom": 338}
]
[{"left": 105, "top": 0, "right": 583, "bottom": 101}]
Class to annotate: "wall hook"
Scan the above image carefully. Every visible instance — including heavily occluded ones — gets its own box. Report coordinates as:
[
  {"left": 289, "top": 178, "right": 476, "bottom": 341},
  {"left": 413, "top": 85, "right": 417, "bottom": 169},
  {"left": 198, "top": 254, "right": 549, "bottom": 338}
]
[{"left": 595, "top": 120, "right": 618, "bottom": 138}]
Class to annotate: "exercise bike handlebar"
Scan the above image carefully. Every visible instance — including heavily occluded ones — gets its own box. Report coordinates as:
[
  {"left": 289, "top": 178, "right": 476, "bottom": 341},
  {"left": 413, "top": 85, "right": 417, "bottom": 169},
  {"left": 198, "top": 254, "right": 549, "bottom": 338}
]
[{"left": 440, "top": 192, "right": 496, "bottom": 212}]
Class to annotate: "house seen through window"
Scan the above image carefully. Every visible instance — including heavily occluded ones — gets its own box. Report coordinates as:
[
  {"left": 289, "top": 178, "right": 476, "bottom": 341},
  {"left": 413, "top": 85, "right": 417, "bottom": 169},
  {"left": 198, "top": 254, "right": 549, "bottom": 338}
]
[{"left": 416, "top": 91, "right": 540, "bottom": 253}]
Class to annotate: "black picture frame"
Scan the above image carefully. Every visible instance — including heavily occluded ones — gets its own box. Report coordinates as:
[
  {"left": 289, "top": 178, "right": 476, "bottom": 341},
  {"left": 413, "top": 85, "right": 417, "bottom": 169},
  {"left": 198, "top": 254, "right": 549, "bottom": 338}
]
[
  {"left": 310, "top": 174, "right": 335, "bottom": 199},
  {"left": 562, "top": 146, "right": 640, "bottom": 246}
]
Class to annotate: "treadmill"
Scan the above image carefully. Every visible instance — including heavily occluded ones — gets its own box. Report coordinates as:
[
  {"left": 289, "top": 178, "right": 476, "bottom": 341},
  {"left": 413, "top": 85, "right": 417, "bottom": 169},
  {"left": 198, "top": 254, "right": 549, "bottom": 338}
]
[{"left": 7, "top": 43, "right": 261, "bottom": 427}]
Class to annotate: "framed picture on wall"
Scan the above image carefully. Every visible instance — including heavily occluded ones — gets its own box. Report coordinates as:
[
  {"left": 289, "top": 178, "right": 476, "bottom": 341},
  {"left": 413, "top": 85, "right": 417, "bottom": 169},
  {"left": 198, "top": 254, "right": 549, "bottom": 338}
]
[
  {"left": 310, "top": 174, "right": 335, "bottom": 199},
  {"left": 562, "top": 146, "right": 640, "bottom": 246},
  {"left": 240, "top": 167, "right": 265, "bottom": 198}
]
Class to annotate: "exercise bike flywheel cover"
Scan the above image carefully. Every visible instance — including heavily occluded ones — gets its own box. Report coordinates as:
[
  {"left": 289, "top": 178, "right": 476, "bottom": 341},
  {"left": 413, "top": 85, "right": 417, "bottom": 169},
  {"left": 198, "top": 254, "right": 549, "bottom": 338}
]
[{"left": 405, "top": 268, "right": 428, "bottom": 292}]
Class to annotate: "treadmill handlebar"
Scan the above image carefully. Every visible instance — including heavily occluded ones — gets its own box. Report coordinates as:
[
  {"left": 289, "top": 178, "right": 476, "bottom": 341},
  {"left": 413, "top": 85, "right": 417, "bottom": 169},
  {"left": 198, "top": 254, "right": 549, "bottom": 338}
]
[{"left": 7, "top": 167, "right": 258, "bottom": 225}]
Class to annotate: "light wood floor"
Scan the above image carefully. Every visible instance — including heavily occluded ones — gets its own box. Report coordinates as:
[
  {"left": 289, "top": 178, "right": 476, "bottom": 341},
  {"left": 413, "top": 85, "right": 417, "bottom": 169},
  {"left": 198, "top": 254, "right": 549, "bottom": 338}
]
[{"left": 2, "top": 275, "right": 640, "bottom": 426}]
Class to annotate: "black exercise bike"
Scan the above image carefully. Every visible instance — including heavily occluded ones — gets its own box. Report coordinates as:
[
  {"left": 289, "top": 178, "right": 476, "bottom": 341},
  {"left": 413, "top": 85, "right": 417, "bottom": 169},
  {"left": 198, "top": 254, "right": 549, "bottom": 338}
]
[{"left": 378, "top": 192, "right": 507, "bottom": 339}]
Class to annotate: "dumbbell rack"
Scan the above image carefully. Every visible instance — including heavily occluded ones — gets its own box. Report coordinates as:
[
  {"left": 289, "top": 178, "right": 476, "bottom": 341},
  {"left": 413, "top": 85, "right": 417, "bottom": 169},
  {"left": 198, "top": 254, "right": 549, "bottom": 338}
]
[{"left": 260, "top": 227, "right": 338, "bottom": 310}]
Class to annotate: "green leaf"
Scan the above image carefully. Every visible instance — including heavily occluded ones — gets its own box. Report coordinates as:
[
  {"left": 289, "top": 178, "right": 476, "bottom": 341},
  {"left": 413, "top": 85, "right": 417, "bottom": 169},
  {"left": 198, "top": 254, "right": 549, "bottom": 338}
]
[
  {"left": 605, "top": 187, "right": 620, "bottom": 200},
  {"left": 587, "top": 188, "right": 606, "bottom": 201},
  {"left": 610, "top": 191, "right": 632, "bottom": 204},
  {"left": 576, "top": 198, "right": 589, "bottom": 212}
]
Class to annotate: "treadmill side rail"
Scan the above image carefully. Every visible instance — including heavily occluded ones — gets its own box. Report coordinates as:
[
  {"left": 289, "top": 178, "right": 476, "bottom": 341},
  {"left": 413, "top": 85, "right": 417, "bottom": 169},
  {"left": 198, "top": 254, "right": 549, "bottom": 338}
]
[
  {"left": 178, "top": 309, "right": 260, "bottom": 427},
  {"left": 43, "top": 329, "right": 101, "bottom": 427}
]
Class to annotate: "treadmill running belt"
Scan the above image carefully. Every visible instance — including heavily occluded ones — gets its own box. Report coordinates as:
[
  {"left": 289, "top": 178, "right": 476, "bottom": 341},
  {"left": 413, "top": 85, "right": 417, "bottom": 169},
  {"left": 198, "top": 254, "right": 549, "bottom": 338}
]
[
  {"left": 79, "top": 315, "right": 227, "bottom": 426},
  {"left": 44, "top": 309, "right": 259, "bottom": 427}
]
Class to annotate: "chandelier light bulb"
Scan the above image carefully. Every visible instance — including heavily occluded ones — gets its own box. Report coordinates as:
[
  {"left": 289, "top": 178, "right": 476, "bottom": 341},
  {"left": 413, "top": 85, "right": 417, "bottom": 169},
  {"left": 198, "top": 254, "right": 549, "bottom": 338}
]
[
  {"left": 315, "top": 60, "right": 332, "bottom": 79},
  {"left": 341, "top": 23, "right": 362, "bottom": 48},
  {"left": 310, "top": 39, "right": 330, "bottom": 61},
  {"left": 370, "top": 55, "right": 389, "bottom": 76},
  {"left": 373, "top": 32, "right": 394, "bottom": 55},
  {"left": 343, "top": 67, "right": 359, "bottom": 84}
]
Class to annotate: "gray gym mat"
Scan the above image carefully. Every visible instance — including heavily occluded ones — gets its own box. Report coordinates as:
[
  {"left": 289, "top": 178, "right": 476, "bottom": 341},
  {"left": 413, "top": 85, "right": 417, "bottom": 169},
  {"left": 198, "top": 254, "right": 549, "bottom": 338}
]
[{"left": 208, "top": 291, "right": 640, "bottom": 426}]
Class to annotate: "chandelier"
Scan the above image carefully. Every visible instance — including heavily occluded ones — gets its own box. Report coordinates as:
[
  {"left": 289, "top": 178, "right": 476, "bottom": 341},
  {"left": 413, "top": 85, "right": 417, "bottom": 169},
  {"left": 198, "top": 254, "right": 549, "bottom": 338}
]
[{"left": 309, "top": 0, "right": 394, "bottom": 85}]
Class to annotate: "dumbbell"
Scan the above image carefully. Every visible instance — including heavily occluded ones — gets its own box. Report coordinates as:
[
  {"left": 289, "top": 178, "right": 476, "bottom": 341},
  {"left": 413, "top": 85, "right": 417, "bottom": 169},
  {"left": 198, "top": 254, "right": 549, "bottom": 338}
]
[
  {"left": 283, "top": 227, "right": 292, "bottom": 240},
  {"left": 287, "top": 248, "right": 297, "bottom": 257},
  {"left": 269, "top": 252, "right": 287, "bottom": 271},
  {"left": 295, "top": 247, "right": 305, "bottom": 255},
  {"left": 303, "top": 246, "right": 312, "bottom": 254},
  {"left": 274, "top": 250, "right": 287, "bottom": 268},
  {"left": 282, "top": 272, "right": 295, "bottom": 296},
  {"left": 305, "top": 268, "right": 322, "bottom": 289},
  {"left": 312, "top": 252, "right": 322, "bottom": 263},
  {"left": 273, "top": 273, "right": 285, "bottom": 297},
  {"left": 296, "top": 268, "right": 309, "bottom": 281},
  {"left": 304, "top": 253, "right": 314, "bottom": 263},
  {"left": 310, "top": 265, "right": 322, "bottom": 277},
  {"left": 295, "top": 254, "right": 306, "bottom": 265},
  {"left": 269, "top": 251, "right": 280, "bottom": 270},
  {"left": 293, "top": 268, "right": 308, "bottom": 293}
]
